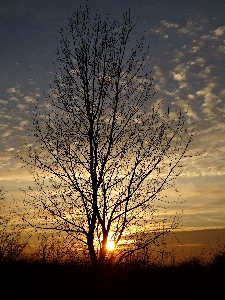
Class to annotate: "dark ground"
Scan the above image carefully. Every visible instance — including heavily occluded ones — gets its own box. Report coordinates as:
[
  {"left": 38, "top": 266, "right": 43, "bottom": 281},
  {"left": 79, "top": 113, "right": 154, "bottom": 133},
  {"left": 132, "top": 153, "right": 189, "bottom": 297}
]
[{"left": 1, "top": 259, "right": 225, "bottom": 300}]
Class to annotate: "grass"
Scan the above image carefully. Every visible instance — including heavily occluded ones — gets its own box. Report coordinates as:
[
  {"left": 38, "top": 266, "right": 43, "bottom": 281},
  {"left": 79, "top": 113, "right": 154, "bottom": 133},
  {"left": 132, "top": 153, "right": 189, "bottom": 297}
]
[{"left": 1, "top": 251, "right": 225, "bottom": 300}]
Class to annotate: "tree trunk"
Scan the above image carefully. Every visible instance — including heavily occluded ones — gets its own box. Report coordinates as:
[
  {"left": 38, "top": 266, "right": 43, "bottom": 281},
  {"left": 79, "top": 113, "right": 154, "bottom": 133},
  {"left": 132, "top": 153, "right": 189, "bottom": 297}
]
[
  {"left": 87, "top": 233, "right": 98, "bottom": 267},
  {"left": 97, "top": 232, "right": 108, "bottom": 270},
  {"left": 87, "top": 231, "right": 108, "bottom": 272}
]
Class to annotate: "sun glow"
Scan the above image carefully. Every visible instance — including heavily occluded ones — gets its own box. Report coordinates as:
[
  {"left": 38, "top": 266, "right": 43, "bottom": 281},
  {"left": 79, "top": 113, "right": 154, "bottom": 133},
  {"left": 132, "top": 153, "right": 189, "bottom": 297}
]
[{"left": 106, "top": 240, "right": 115, "bottom": 251}]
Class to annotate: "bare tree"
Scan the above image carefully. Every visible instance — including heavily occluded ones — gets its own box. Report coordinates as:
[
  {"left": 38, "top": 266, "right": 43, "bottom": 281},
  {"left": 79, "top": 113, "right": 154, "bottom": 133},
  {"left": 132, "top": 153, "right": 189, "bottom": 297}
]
[
  {"left": 21, "top": 7, "right": 194, "bottom": 269},
  {"left": 0, "top": 188, "right": 28, "bottom": 262}
]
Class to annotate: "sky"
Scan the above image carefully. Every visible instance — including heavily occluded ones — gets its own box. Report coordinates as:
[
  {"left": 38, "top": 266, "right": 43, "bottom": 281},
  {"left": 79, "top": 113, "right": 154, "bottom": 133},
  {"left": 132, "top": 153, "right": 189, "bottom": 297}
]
[{"left": 0, "top": 0, "right": 225, "bottom": 236}]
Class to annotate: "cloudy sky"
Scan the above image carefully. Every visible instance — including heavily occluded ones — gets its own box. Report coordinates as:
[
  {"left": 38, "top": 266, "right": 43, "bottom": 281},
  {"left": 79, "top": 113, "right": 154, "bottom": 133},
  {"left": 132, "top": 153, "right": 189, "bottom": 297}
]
[{"left": 0, "top": 0, "right": 225, "bottom": 232}]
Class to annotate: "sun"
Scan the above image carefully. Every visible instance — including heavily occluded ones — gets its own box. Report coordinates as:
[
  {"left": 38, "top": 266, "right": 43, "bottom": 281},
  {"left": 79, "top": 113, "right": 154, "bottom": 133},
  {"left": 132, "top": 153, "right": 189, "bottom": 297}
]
[{"left": 106, "top": 240, "right": 115, "bottom": 251}]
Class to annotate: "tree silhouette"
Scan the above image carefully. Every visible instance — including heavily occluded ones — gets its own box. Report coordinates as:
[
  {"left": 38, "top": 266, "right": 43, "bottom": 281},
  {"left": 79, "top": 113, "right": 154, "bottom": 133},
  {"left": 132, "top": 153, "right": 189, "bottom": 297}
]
[
  {"left": 22, "top": 7, "right": 194, "bottom": 269},
  {"left": 0, "top": 188, "right": 28, "bottom": 262}
]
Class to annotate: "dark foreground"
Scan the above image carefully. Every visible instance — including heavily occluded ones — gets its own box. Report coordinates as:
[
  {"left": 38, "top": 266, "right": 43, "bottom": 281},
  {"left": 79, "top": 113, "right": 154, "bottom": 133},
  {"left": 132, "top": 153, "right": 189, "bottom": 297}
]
[{"left": 1, "top": 259, "right": 225, "bottom": 300}]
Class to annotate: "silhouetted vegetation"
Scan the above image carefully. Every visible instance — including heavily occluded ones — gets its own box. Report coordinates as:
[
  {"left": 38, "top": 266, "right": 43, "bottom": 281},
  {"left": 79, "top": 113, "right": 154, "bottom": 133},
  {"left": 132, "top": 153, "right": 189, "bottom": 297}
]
[
  {"left": 0, "top": 187, "right": 29, "bottom": 262},
  {"left": 6, "top": 185, "right": 224, "bottom": 300},
  {"left": 1, "top": 244, "right": 225, "bottom": 300},
  {"left": 1, "top": 201, "right": 225, "bottom": 299}
]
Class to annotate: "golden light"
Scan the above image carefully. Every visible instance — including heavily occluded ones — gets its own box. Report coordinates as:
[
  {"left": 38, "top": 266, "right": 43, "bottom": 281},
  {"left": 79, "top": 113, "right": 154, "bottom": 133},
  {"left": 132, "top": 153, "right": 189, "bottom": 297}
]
[{"left": 106, "top": 240, "right": 115, "bottom": 251}]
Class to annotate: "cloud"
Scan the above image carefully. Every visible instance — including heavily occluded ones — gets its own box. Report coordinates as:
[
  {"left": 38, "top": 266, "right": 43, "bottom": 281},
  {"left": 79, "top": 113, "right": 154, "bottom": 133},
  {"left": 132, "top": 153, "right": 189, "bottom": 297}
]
[
  {"left": 220, "top": 89, "right": 225, "bottom": 97},
  {"left": 214, "top": 26, "right": 225, "bottom": 37},
  {"left": 178, "top": 28, "right": 190, "bottom": 35},
  {"left": 1, "top": 114, "right": 12, "bottom": 120},
  {"left": 0, "top": 99, "right": 7, "bottom": 105},
  {"left": 150, "top": 17, "right": 225, "bottom": 183},
  {"left": 6, "top": 86, "right": 24, "bottom": 102},
  {"left": 24, "top": 95, "right": 36, "bottom": 103},
  {"left": 13, "top": 126, "right": 26, "bottom": 131},
  {"left": 188, "top": 94, "right": 195, "bottom": 100},
  {"left": 195, "top": 57, "right": 205, "bottom": 66},
  {"left": 196, "top": 82, "right": 216, "bottom": 97},
  {"left": 196, "top": 83, "right": 222, "bottom": 118},
  {"left": 12, "top": 120, "right": 29, "bottom": 131},
  {"left": 2, "top": 130, "right": 13, "bottom": 138},
  {"left": 219, "top": 44, "right": 225, "bottom": 53},
  {"left": 153, "top": 66, "right": 167, "bottom": 86},
  {"left": 151, "top": 28, "right": 164, "bottom": 35},
  {"left": 171, "top": 98, "right": 199, "bottom": 120},
  {"left": 20, "top": 120, "right": 29, "bottom": 127},
  {"left": 177, "top": 21, "right": 203, "bottom": 37},
  {"left": 180, "top": 82, "right": 189, "bottom": 89},
  {"left": 173, "top": 73, "right": 185, "bottom": 81},
  {"left": 161, "top": 20, "right": 179, "bottom": 29},
  {"left": 172, "top": 49, "right": 185, "bottom": 63},
  {"left": 151, "top": 20, "right": 179, "bottom": 37},
  {"left": 16, "top": 104, "right": 28, "bottom": 110},
  {"left": 28, "top": 79, "right": 37, "bottom": 85},
  {"left": 195, "top": 66, "right": 217, "bottom": 81},
  {"left": 189, "top": 46, "right": 200, "bottom": 53},
  {"left": 6, "top": 86, "right": 23, "bottom": 95},
  {"left": 7, "top": 120, "right": 29, "bottom": 132},
  {"left": 212, "top": 199, "right": 225, "bottom": 206},
  {"left": 9, "top": 96, "right": 19, "bottom": 101},
  {"left": 171, "top": 64, "right": 189, "bottom": 82}
]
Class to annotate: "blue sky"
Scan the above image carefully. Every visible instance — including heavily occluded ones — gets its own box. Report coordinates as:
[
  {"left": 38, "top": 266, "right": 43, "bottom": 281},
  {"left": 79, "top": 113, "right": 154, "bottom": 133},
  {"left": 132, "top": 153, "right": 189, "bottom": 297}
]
[{"left": 0, "top": 0, "right": 225, "bottom": 231}]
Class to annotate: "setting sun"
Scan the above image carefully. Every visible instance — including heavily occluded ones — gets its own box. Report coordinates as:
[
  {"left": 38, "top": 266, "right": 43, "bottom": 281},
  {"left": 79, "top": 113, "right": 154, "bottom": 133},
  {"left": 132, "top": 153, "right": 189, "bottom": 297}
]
[{"left": 106, "top": 240, "right": 115, "bottom": 251}]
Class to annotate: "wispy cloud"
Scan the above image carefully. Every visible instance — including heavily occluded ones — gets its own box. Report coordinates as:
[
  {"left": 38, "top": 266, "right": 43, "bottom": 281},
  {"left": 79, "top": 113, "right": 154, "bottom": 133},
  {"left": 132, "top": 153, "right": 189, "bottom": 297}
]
[
  {"left": 151, "top": 16, "right": 225, "bottom": 184},
  {"left": 161, "top": 20, "right": 179, "bottom": 29},
  {"left": 6, "top": 86, "right": 23, "bottom": 96},
  {"left": 0, "top": 99, "right": 7, "bottom": 105},
  {"left": 214, "top": 25, "right": 225, "bottom": 37}
]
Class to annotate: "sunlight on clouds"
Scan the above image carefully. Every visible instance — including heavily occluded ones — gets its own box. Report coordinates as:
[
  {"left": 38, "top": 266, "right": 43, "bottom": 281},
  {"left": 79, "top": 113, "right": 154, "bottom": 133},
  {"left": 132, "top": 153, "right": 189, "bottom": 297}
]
[
  {"left": 153, "top": 66, "right": 167, "bottom": 86},
  {"left": 172, "top": 98, "right": 199, "bottom": 120},
  {"left": 196, "top": 83, "right": 222, "bottom": 117},
  {"left": 20, "top": 120, "right": 29, "bottom": 127},
  {"left": 195, "top": 57, "right": 205, "bottom": 66},
  {"left": 0, "top": 99, "right": 7, "bottom": 105},
  {"left": 6, "top": 86, "right": 23, "bottom": 102},
  {"left": 0, "top": 6, "right": 224, "bottom": 235},
  {"left": 0, "top": 145, "right": 33, "bottom": 181},
  {"left": 173, "top": 73, "right": 184, "bottom": 81},
  {"left": 2, "top": 130, "right": 13, "bottom": 138},
  {"left": 171, "top": 64, "right": 189, "bottom": 82},
  {"left": 152, "top": 18, "right": 225, "bottom": 170},
  {"left": 172, "top": 49, "right": 185, "bottom": 63},
  {"left": 219, "top": 44, "right": 225, "bottom": 53},
  {"left": 177, "top": 28, "right": 191, "bottom": 35},
  {"left": 161, "top": 20, "right": 178, "bottom": 29},
  {"left": 9, "top": 96, "right": 18, "bottom": 101},
  {"left": 151, "top": 20, "right": 179, "bottom": 37},
  {"left": 187, "top": 94, "right": 195, "bottom": 100},
  {"left": 214, "top": 25, "right": 225, "bottom": 37},
  {"left": 24, "top": 96, "right": 36, "bottom": 103},
  {"left": 220, "top": 89, "right": 225, "bottom": 97},
  {"left": 189, "top": 46, "right": 200, "bottom": 53},
  {"left": 16, "top": 104, "right": 28, "bottom": 110},
  {"left": 6, "top": 87, "right": 18, "bottom": 94}
]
